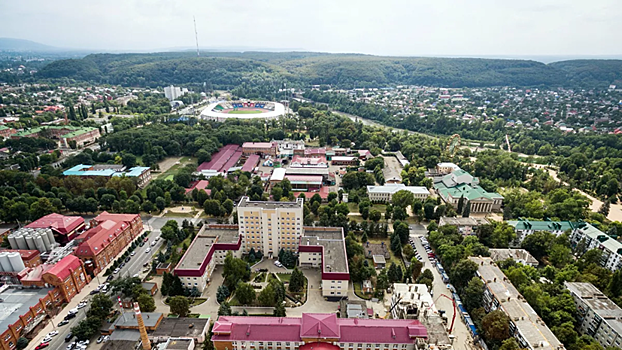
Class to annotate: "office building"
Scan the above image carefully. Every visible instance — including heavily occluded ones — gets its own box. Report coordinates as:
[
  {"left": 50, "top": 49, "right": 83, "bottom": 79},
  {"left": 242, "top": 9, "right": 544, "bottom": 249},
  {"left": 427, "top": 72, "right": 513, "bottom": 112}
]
[
  {"left": 237, "top": 196, "right": 304, "bottom": 256},
  {"left": 164, "top": 86, "right": 187, "bottom": 101},
  {"left": 367, "top": 184, "right": 430, "bottom": 203},
  {"left": 211, "top": 313, "right": 428, "bottom": 350},
  {"left": 470, "top": 257, "right": 564, "bottom": 350},
  {"left": 565, "top": 282, "right": 622, "bottom": 349},
  {"left": 434, "top": 170, "right": 503, "bottom": 213}
]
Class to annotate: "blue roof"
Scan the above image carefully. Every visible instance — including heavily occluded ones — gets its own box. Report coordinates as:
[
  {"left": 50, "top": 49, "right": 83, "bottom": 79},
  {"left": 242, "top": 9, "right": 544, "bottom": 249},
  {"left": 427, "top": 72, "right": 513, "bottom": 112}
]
[
  {"left": 115, "top": 166, "right": 150, "bottom": 177},
  {"left": 63, "top": 164, "right": 116, "bottom": 177}
]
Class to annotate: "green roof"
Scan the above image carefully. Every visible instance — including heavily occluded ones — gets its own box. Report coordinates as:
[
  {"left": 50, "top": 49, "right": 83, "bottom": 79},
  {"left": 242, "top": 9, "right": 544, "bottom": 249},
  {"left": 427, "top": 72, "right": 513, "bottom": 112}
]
[
  {"left": 61, "top": 127, "right": 97, "bottom": 138},
  {"left": 437, "top": 182, "right": 502, "bottom": 201},
  {"left": 13, "top": 125, "right": 90, "bottom": 138},
  {"left": 508, "top": 220, "right": 575, "bottom": 231}
]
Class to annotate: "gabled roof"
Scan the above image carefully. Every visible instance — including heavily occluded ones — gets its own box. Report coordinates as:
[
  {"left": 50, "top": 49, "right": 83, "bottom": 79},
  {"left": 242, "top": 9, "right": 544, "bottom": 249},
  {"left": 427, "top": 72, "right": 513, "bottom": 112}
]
[
  {"left": 74, "top": 212, "right": 138, "bottom": 257},
  {"left": 300, "top": 314, "right": 340, "bottom": 339},
  {"left": 44, "top": 255, "right": 83, "bottom": 281},
  {"left": 26, "top": 213, "right": 84, "bottom": 235}
]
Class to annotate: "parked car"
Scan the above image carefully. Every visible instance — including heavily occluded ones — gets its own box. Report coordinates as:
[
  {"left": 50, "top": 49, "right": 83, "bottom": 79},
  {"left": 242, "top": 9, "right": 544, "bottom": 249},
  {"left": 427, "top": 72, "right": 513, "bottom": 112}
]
[
  {"left": 125, "top": 256, "right": 131, "bottom": 263},
  {"left": 274, "top": 261, "right": 283, "bottom": 267},
  {"left": 77, "top": 301, "right": 88, "bottom": 309},
  {"left": 69, "top": 308, "right": 79, "bottom": 314},
  {"left": 151, "top": 241, "right": 157, "bottom": 246},
  {"left": 48, "top": 331, "right": 59, "bottom": 337},
  {"left": 131, "top": 251, "right": 136, "bottom": 256},
  {"left": 97, "top": 336, "right": 105, "bottom": 344},
  {"left": 144, "top": 237, "right": 149, "bottom": 242},
  {"left": 35, "top": 343, "right": 49, "bottom": 350},
  {"left": 65, "top": 332, "right": 73, "bottom": 342},
  {"left": 64, "top": 313, "right": 76, "bottom": 320},
  {"left": 42, "top": 336, "right": 52, "bottom": 343},
  {"left": 89, "top": 289, "right": 100, "bottom": 295},
  {"left": 58, "top": 320, "right": 69, "bottom": 327},
  {"left": 103, "top": 335, "right": 110, "bottom": 342}
]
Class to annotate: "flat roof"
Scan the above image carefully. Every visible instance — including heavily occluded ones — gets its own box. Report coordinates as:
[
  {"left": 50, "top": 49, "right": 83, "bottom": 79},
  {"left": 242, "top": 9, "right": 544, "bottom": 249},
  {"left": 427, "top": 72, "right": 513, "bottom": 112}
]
[
  {"left": 489, "top": 249, "right": 538, "bottom": 266},
  {"left": 367, "top": 184, "right": 429, "bottom": 195},
  {"left": 237, "top": 196, "right": 303, "bottom": 210},
  {"left": 470, "top": 257, "right": 563, "bottom": 350},
  {"left": 0, "top": 287, "right": 53, "bottom": 332},
  {"left": 114, "top": 312, "right": 162, "bottom": 328},
  {"left": 439, "top": 216, "right": 481, "bottom": 226},
  {"left": 270, "top": 168, "right": 287, "bottom": 182},
  {"left": 165, "top": 339, "right": 195, "bottom": 350},
  {"left": 151, "top": 317, "right": 210, "bottom": 339},
  {"left": 565, "top": 283, "right": 622, "bottom": 332},
  {"left": 300, "top": 228, "right": 348, "bottom": 273},
  {"left": 177, "top": 227, "right": 239, "bottom": 271}
]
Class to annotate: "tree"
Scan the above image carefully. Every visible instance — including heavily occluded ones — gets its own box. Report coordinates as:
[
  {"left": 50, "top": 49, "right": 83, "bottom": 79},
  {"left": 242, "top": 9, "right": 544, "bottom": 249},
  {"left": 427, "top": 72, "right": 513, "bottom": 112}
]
[
  {"left": 258, "top": 283, "right": 277, "bottom": 306},
  {"left": 599, "top": 201, "right": 611, "bottom": 217},
  {"left": 87, "top": 294, "right": 114, "bottom": 320},
  {"left": 416, "top": 269, "right": 434, "bottom": 289},
  {"left": 390, "top": 234, "right": 402, "bottom": 256},
  {"left": 481, "top": 310, "right": 510, "bottom": 342},
  {"left": 141, "top": 200, "right": 156, "bottom": 213},
  {"left": 369, "top": 209, "right": 381, "bottom": 222},
  {"left": 498, "top": 338, "right": 520, "bottom": 350},
  {"left": 402, "top": 244, "right": 415, "bottom": 260},
  {"left": 273, "top": 302, "right": 286, "bottom": 317},
  {"left": 289, "top": 267, "right": 305, "bottom": 293},
  {"left": 521, "top": 230, "right": 555, "bottom": 261},
  {"left": 387, "top": 262, "right": 403, "bottom": 283},
  {"left": 462, "top": 201, "right": 471, "bottom": 217},
  {"left": 394, "top": 221, "right": 409, "bottom": 243},
  {"left": 272, "top": 187, "right": 283, "bottom": 201},
  {"left": 16, "top": 337, "right": 28, "bottom": 350},
  {"left": 392, "top": 190, "right": 414, "bottom": 209},
  {"left": 137, "top": 293, "right": 156, "bottom": 312},
  {"left": 424, "top": 202, "right": 435, "bottom": 221},
  {"left": 169, "top": 296, "right": 190, "bottom": 317},
  {"left": 410, "top": 258, "right": 423, "bottom": 281},
  {"left": 463, "top": 277, "right": 484, "bottom": 312},
  {"left": 71, "top": 317, "right": 102, "bottom": 341},
  {"left": 204, "top": 199, "right": 222, "bottom": 216},
  {"left": 217, "top": 285, "right": 230, "bottom": 303},
  {"left": 223, "top": 252, "right": 250, "bottom": 290},
  {"left": 218, "top": 301, "right": 232, "bottom": 316},
  {"left": 235, "top": 282, "right": 256, "bottom": 305},
  {"left": 449, "top": 259, "right": 479, "bottom": 290},
  {"left": 457, "top": 195, "right": 465, "bottom": 215}
]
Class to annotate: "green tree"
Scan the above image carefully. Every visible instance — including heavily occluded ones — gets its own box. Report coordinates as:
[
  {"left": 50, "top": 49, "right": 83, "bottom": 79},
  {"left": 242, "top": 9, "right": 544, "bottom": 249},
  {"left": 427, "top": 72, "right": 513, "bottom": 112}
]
[
  {"left": 289, "top": 267, "right": 305, "bottom": 293},
  {"left": 369, "top": 209, "right": 381, "bottom": 222},
  {"left": 223, "top": 252, "right": 250, "bottom": 290},
  {"left": 416, "top": 269, "right": 434, "bottom": 289},
  {"left": 402, "top": 244, "right": 415, "bottom": 260},
  {"left": 392, "top": 190, "right": 414, "bottom": 209},
  {"left": 410, "top": 258, "right": 423, "bottom": 281},
  {"left": 204, "top": 199, "right": 222, "bottom": 216},
  {"left": 498, "top": 338, "right": 520, "bottom": 350},
  {"left": 481, "top": 310, "right": 510, "bottom": 342},
  {"left": 463, "top": 277, "right": 484, "bottom": 312},
  {"left": 258, "top": 283, "right": 277, "bottom": 306},
  {"left": 449, "top": 259, "right": 479, "bottom": 290},
  {"left": 218, "top": 301, "right": 232, "bottom": 316},
  {"left": 137, "top": 293, "right": 156, "bottom": 312},
  {"left": 217, "top": 285, "right": 230, "bottom": 303},
  {"left": 424, "top": 202, "right": 435, "bottom": 220},
  {"left": 457, "top": 195, "right": 465, "bottom": 215},
  {"left": 273, "top": 302, "right": 286, "bottom": 317},
  {"left": 235, "top": 282, "right": 256, "bottom": 305},
  {"left": 169, "top": 296, "right": 190, "bottom": 317},
  {"left": 462, "top": 201, "right": 471, "bottom": 217},
  {"left": 16, "top": 337, "right": 28, "bottom": 350},
  {"left": 87, "top": 294, "right": 114, "bottom": 320}
]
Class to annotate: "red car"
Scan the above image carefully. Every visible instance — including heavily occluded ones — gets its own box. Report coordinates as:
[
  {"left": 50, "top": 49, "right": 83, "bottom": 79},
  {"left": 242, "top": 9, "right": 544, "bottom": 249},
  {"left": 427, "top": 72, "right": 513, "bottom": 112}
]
[
  {"left": 35, "top": 343, "right": 50, "bottom": 350},
  {"left": 144, "top": 237, "right": 149, "bottom": 242}
]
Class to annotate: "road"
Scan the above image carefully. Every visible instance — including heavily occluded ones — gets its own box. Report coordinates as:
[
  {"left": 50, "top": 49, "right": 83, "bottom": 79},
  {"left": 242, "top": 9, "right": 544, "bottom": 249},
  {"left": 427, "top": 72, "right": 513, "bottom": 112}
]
[{"left": 409, "top": 228, "right": 474, "bottom": 350}]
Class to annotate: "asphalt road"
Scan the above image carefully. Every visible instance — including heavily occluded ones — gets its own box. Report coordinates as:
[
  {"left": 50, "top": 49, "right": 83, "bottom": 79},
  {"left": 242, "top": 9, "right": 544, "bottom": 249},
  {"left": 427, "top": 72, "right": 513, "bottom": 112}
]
[{"left": 43, "top": 298, "right": 92, "bottom": 350}]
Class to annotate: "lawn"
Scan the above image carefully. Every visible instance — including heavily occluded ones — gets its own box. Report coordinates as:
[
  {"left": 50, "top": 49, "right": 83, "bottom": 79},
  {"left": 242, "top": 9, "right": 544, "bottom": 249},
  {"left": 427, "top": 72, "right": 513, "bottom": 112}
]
[
  {"left": 156, "top": 156, "right": 196, "bottom": 181},
  {"left": 228, "top": 110, "right": 263, "bottom": 114},
  {"left": 367, "top": 237, "right": 405, "bottom": 268},
  {"left": 276, "top": 273, "right": 291, "bottom": 282},
  {"left": 190, "top": 298, "right": 207, "bottom": 306},
  {"left": 353, "top": 281, "right": 372, "bottom": 300}
]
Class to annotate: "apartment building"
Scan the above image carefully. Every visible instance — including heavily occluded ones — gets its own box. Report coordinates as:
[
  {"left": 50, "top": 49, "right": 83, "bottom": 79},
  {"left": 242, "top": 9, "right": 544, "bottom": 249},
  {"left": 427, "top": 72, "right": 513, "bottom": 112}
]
[
  {"left": 469, "top": 257, "right": 565, "bottom": 350},
  {"left": 508, "top": 219, "right": 575, "bottom": 246},
  {"left": 73, "top": 212, "right": 143, "bottom": 274},
  {"left": 570, "top": 222, "right": 622, "bottom": 272},
  {"left": 237, "top": 196, "right": 304, "bottom": 257},
  {"left": 565, "top": 282, "right": 622, "bottom": 349},
  {"left": 174, "top": 225, "right": 241, "bottom": 292},
  {"left": 211, "top": 313, "right": 428, "bottom": 350}
]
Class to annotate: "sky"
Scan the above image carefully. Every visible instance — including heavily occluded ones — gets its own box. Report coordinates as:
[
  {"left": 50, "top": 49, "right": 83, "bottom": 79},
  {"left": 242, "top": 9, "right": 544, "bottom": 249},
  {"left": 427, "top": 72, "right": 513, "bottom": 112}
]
[{"left": 1, "top": 0, "right": 621, "bottom": 57}]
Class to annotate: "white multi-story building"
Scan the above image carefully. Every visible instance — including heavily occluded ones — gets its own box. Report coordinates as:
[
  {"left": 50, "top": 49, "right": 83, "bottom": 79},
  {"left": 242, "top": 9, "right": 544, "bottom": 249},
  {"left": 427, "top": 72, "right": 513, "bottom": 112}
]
[
  {"left": 508, "top": 219, "right": 575, "bottom": 246},
  {"left": 164, "top": 85, "right": 188, "bottom": 101},
  {"left": 565, "top": 282, "right": 622, "bottom": 349},
  {"left": 237, "top": 196, "right": 304, "bottom": 257},
  {"left": 570, "top": 222, "right": 622, "bottom": 272},
  {"left": 366, "top": 184, "right": 430, "bottom": 203}
]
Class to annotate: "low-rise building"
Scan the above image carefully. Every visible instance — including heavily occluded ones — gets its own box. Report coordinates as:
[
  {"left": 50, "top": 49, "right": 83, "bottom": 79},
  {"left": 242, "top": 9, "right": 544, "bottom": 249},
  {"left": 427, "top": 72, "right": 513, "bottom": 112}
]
[
  {"left": 0, "top": 126, "right": 16, "bottom": 140},
  {"left": 331, "top": 156, "right": 359, "bottom": 166},
  {"left": 25, "top": 213, "right": 85, "bottom": 244},
  {"left": 60, "top": 127, "right": 101, "bottom": 148},
  {"left": 0, "top": 249, "right": 41, "bottom": 268},
  {"left": 434, "top": 170, "right": 503, "bottom": 213},
  {"left": 73, "top": 212, "right": 143, "bottom": 275},
  {"left": 275, "top": 139, "right": 305, "bottom": 157},
  {"left": 436, "top": 162, "right": 460, "bottom": 174},
  {"left": 242, "top": 142, "right": 277, "bottom": 156},
  {"left": 299, "top": 227, "right": 349, "bottom": 299},
  {"left": 151, "top": 317, "right": 210, "bottom": 344},
  {"left": 367, "top": 184, "right": 430, "bottom": 203},
  {"left": 20, "top": 255, "right": 91, "bottom": 303},
  {"left": 508, "top": 219, "right": 575, "bottom": 246},
  {"left": 438, "top": 216, "right": 486, "bottom": 236},
  {"left": 63, "top": 164, "right": 152, "bottom": 188},
  {"left": 174, "top": 225, "right": 241, "bottom": 292},
  {"left": 470, "top": 257, "right": 564, "bottom": 350},
  {"left": 565, "top": 282, "right": 622, "bottom": 349},
  {"left": 291, "top": 155, "right": 328, "bottom": 168},
  {"left": 570, "top": 222, "right": 622, "bottom": 272},
  {"left": 211, "top": 313, "right": 428, "bottom": 350},
  {"left": 489, "top": 249, "right": 538, "bottom": 267}
]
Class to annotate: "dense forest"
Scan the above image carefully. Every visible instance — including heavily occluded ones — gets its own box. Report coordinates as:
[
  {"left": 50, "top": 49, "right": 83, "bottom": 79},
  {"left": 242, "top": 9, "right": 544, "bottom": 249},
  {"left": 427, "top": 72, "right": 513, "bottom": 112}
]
[{"left": 31, "top": 51, "right": 622, "bottom": 89}]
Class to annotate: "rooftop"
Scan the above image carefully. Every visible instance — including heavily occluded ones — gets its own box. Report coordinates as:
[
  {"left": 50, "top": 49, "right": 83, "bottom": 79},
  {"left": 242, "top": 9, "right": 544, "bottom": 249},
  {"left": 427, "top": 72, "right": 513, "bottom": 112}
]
[
  {"left": 300, "top": 228, "right": 348, "bottom": 274},
  {"left": 438, "top": 216, "right": 482, "bottom": 227},
  {"left": 113, "top": 312, "right": 162, "bottom": 328},
  {"left": 74, "top": 212, "right": 139, "bottom": 258},
  {"left": 237, "top": 196, "right": 304, "bottom": 210},
  {"left": 367, "top": 184, "right": 429, "bottom": 195},
  {"left": 507, "top": 219, "right": 575, "bottom": 232},
  {"left": 26, "top": 213, "right": 84, "bottom": 235},
  {"left": 470, "top": 257, "right": 563, "bottom": 350},
  {"left": 489, "top": 249, "right": 539, "bottom": 266},
  {"left": 0, "top": 287, "right": 53, "bottom": 332},
  {"left": 565, "top": 282, "right": 622, "bottom": 322},
  {"left": 163, "top": 339, "right": 195, "bottom": 350},
  {"left": 151, "top": 317, "right": 210, "bottom": 339},
  {"left": 175, "top": 226, "right": 240, "bottom": 274},
  {"left": 242, "top": 142, "right": 276, "bottom": 149}
]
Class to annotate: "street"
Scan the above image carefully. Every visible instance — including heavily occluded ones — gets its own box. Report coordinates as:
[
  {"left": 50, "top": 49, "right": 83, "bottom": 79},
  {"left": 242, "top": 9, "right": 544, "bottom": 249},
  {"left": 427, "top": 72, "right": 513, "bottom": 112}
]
[{"left": 409, "top": 228, "right": 474, "bottom": 350}]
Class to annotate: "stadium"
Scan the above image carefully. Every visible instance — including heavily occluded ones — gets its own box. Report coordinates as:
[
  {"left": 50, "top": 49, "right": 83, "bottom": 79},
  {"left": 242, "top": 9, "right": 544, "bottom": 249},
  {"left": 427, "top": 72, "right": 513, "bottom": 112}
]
[{"left": 200, "top": 101, "right": 286, "bottom": 121}]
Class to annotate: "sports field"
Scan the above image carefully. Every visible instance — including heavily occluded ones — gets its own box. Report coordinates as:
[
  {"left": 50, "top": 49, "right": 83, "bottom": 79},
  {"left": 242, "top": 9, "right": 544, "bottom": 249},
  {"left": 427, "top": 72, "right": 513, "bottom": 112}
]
[{"left": 226, "top": 109, "right": 263, "bottom": 114}]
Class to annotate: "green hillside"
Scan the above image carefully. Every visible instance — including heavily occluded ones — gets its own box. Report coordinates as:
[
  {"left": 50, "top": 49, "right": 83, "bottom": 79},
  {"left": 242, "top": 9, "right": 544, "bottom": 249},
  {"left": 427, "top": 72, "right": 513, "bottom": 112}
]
[{"left": 35, "top": 51, "right": 622, "bottom": 88}]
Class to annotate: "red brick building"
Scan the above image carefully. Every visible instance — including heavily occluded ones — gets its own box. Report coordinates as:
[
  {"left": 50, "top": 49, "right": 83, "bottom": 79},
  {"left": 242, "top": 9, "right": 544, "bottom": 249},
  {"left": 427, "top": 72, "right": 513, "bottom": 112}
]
[
  {"left": 19, "top": 255, "right": 90, "bottom": 304},
  {"left": 0, "top": 249, "right": 41, "bottom": 268},
  {"left": 0, "top": 126, "right": 16, "bottom": 140},
  {"left": 26, "top": 213, "right": 85, "bottom": 244},
  {"left": 73, "top": 212, "right": 143, "bottom": 275}
]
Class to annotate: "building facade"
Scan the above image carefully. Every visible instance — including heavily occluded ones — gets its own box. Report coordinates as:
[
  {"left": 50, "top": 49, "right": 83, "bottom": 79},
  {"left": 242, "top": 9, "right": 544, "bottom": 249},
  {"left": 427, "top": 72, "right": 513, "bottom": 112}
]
[
  {"left": 367, "top": 184, "right": 430, "bottom": 203},
  {"left": 434, "top": 170, "right": 503, "bottom": 213},
  {"left": 73, "top": 212, "right": 143, "bottom": 275},
  {"left": 565, "top": 282, "right": 622, "bottom": 349},
  {"left": 570, "top": 222, "right": 622, "bottom": 272},
  {"left": 242, "top": 142, "right": 277, "bottom": 156},
  {"left": 237, "top": 197, "right": 304, "bottom": 257},
  {"left": 508, "top": 219, "right": 575, "bottom": 246},
  {"left": 211, "top": 313, "right": 428, "bottom": 350}
]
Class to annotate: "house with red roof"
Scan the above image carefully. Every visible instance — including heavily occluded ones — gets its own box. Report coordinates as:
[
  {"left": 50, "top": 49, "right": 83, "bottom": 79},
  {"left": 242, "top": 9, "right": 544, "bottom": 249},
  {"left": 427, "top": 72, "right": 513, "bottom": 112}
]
[
  {"left": 211, "top": 313, "right": 427, "bottom": 350},
  {"left": 19, "top": 255, "right": 90, "bottom": 304},
  {"left": 26, "top": 213, "right": 85, "bottom": 244},
  {"left": 73, "top": 212, "right": 143, "bottom": 275}
]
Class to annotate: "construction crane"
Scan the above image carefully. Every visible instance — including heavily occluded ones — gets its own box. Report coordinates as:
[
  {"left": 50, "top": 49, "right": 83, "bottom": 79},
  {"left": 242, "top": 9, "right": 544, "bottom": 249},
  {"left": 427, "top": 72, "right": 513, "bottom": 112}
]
[{"left": 433, "top": 293, "right": 457, "bottom": 334}]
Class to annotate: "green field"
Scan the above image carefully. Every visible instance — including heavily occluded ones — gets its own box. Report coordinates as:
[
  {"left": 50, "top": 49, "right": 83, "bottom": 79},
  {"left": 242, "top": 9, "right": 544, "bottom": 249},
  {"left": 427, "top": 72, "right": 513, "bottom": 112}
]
[{"left": 228, "top": 110, "right": 263, "bottom": 114}]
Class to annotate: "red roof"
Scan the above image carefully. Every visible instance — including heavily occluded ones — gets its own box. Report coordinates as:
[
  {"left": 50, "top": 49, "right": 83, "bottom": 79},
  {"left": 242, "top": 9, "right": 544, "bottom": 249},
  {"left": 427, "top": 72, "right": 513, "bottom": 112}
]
[
  {"left": 241, "top": 155, "right": 260, "bottom": 172},
  {"left": 44, "top": 255, "right": 83, "bottom": 280},
  {"left": 212, "top": 313, "right": 427, "bottom": 343},
  {"left": 293, "top": 186, "right": 330, "bottom": 200},
  {"left": 197, "top": 144, "right": 241, "bottom": 172},
  {"left": 0, "top": 249, "right": 40, "bottom": 260},
  {"left": 26, "top": 213, "right": 84, "bottom": 235},
  {"left": 74, "top": 212, "right": 138, "bottom": 258},
  {"left": 185, "top": 180, "right": 211, "bottom": 194},
  {"left": 299, "top": 343, "right": 339, "bottom": 350}
]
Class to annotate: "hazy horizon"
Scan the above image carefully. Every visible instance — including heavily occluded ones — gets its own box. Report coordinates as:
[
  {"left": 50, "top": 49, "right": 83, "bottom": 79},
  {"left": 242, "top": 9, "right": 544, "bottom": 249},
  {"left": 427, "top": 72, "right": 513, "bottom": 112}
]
[{"left": 1, "top": 0, "right": 621, "bottom": 58}]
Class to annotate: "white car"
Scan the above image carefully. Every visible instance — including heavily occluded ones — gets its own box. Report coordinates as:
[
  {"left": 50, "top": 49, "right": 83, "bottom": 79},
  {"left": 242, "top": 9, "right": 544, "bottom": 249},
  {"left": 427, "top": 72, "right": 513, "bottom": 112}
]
[
  {"left": 113, "top": 268, "right": 120, "bottom": 274},
  {"left": 42, "top": 336, "right": 52, "bottom": 343},
  {"left": 48, "top": 330, "right": 59, "bottom": 337},
  {"left": 145, "top": 248, "right": 151, "bottom": 253},
  {"left": 69, "top": 308, "right": 79, "bottom": 314},
  {"left": 131, "top": 251, "right": 136, "bottom": 256},
  {"left": 151, "top": 241, "right": 157, "bottom": 246},
  {"left": 97, "top": 336, "right": 105, "bottom": 343},
  {"left": 77, "top": 302, "right": 88, "bottom": 309},
  {"left": 103, "top": 335, "right": 110, "bottom": 342}
]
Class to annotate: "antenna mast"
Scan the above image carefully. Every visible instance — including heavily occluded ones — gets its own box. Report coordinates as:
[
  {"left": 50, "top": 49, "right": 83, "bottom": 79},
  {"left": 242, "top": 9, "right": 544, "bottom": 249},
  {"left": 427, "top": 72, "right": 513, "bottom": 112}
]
[{"left": 194, "top": 16, "right": 200, "bottom": 57}]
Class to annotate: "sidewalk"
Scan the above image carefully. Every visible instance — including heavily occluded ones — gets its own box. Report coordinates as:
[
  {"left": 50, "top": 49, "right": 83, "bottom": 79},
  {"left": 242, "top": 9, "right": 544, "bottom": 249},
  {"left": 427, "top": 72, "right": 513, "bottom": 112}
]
[{"left": 27, "top": 228, "right": 150, "bottom": 350}]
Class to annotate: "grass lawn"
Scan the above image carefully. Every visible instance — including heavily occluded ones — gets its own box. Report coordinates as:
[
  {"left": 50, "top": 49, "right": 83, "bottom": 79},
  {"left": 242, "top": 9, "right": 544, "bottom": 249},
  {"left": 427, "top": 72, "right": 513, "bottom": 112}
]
[
  {"left": 276, "top": 273, "right": 291, "bottom": 282},
  {"left": 157, "top": 156, "right": 196, "bottom": 181},
  {"left": 164, "top": 211, "right": 197, "bottom": 218},
  {"left": 190, "top": 298, "right": 207, "bottom": 306},
  {"left": 164, "top": 175, "right": 174, "bottom": 181},
  {"left": 228, "top": 110, "right": 263, "bottom": 114},
  {"left": 353, "top": 281, "right": 372, "bottom": 300}
]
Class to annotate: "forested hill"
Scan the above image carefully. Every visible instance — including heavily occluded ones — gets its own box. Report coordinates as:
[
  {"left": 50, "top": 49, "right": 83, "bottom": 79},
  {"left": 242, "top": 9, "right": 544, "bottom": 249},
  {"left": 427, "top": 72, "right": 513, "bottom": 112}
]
[{"left": 34, "top": 51, "right": 622, "bottom": 89}]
